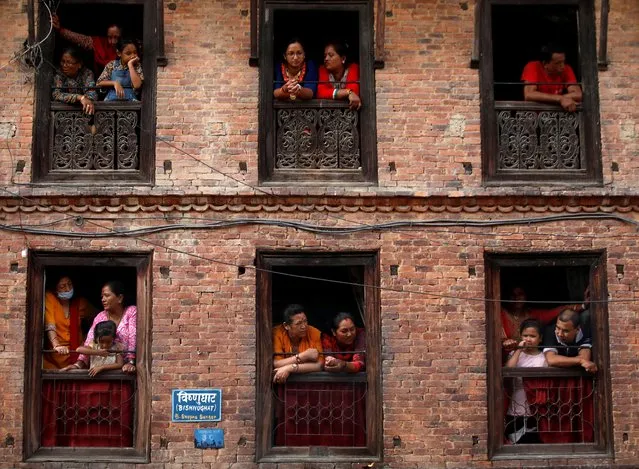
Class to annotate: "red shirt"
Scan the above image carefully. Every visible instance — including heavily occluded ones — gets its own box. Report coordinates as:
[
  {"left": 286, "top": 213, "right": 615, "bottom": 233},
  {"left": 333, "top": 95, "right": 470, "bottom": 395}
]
[
  {"left": 317, "top": 63, "right": 360, "bottom": 99},
  {"left": 92, "top": 36, "right": 118, "bottom": 74},
  {"left": 320, "top": 328, "right": 366, "bottom": 372},
  {"left": 521, "top": 61, "right": 577, "bottom": 95}
]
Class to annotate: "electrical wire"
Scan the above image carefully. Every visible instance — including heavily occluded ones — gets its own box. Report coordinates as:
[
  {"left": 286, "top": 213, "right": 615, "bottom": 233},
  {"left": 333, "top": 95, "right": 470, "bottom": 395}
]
[
  {"left": 0, "top": 0, "right": 54, "bottom": 75},
  {"left": 0, "top": 185, "right": 635, "bottom": 304},
  {"left": 0, "top": 5, "right": 635, "bottom": 305}
]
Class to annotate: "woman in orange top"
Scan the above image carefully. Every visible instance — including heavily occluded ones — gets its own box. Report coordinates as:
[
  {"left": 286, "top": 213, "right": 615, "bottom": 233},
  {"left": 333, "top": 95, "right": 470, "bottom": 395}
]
[
  {"left": 43, "top": 275, "right": 95, "bottom": 369},
  {"left": 272, "top": 304, "right": 323, "bottom": 383}
]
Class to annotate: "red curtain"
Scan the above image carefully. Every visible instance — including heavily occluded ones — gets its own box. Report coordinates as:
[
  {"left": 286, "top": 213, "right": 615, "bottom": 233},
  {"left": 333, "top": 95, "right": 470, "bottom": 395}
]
[
  {"left": 274, "top": 382, "right": 366, "bottom": 447},
  {"left": 41, "top": 379, "right": 134, "bottom": 447},
  {"left": 526, "top": 376, "right": 594, "bottom": 444}
]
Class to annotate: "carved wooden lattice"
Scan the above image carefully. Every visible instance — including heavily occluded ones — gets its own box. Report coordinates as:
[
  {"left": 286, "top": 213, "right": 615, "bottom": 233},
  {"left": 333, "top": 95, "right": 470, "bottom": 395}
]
[
  {"left": 276, "top": 106, "right": 360, "bottom": 170},
  {"left": 498, "top": 110, "right": 581, "bottom": 170},
  {"left": 51, "top": 106, "right": 140, "bottom": 171}
]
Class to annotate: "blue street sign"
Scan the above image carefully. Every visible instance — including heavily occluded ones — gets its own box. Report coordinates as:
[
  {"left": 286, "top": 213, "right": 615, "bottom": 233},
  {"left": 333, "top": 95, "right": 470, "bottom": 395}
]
[{"left": 171, "top": 389, "right": 222, "bottom": 422}]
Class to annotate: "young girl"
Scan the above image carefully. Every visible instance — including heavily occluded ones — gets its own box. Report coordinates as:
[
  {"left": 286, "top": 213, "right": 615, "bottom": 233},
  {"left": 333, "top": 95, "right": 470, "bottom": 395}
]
[
  {"left": 63, "top": 320, "right": 123, "bottom": 376},
  {"left": 504, "top": 318, "right": 547, "bottom": 444},
  {"left": 97, "top": 38, "right": 144, "bottom": 101}
]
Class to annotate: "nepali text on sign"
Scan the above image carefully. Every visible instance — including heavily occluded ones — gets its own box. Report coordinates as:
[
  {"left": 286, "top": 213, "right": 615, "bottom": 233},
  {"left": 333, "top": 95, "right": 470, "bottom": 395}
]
[{"left": 171, "top": 389, "right": 222, "bottom": 422}]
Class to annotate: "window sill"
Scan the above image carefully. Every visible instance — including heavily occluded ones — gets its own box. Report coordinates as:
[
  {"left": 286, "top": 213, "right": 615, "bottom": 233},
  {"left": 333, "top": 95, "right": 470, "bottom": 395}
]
[
  {"left": 491, "top": 446, "right": 612, "bottom": 460},
  {"left": 26, "top": 448, "right": 148, "bottom": 463}
]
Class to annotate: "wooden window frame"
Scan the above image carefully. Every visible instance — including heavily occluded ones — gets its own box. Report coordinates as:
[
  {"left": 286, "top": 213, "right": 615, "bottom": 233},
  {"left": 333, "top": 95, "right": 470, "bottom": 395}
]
[
  {"left": 257, "top": 0, "right": 378, "bottom": 185},
  {"left": 484, "top": 251, "right": 613, "bottom": 459},
  {"left": 255, "top": 250, "right": 382, "bottom": 462},
  {"left": 478, "top": 0, "right": 603, "bottom": 185},
  {"left": 24, "top": 251, "right": 152, "bottom": 462},
  {"left": 32, "top": 0, "right": 159, "bottom": 184}
]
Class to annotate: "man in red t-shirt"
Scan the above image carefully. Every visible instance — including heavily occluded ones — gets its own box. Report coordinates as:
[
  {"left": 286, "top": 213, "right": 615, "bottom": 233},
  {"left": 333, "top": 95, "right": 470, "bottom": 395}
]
[{"left": 521, "top": 45, "right": 582, "bottom": 112}]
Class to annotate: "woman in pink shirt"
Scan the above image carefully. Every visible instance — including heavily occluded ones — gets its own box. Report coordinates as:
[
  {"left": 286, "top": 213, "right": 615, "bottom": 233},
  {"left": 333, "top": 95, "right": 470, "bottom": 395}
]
[{"left": 76, "top": 280, "right": 137, "bottom": 374}]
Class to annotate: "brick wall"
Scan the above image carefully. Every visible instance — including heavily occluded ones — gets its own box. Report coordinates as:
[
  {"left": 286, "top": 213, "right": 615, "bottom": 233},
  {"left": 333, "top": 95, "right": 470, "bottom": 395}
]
[
  {"left": 0, "top": 0, "right": 638, "bottom": 467},
  {"left": 0, "top": 0, "right": 637, "bottom": 195}
]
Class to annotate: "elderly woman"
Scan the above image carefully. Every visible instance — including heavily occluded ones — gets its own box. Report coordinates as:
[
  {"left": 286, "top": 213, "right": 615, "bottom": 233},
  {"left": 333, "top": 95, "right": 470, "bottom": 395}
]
[
  {"left": 52, "top": 14, "right": 121, "bottom": 76},
  {"left": 317, "top": 40, "right": 361, "bottom": 110},
  {"left": 272, "top": 304, "right": 323, "bottom": 383},
  {"left": 321, "top": 312, "right": 366, "bottom": 373},
  {"left": 273, "top": 38, "right": 318, "bottom": 101},
  {"left": 69, "top": 280, "right": 137, "bottom": 374},
  {"left": 43, "top": 275, "right": 95, "bottom": 369},
  {"left": 51, "top": 47, "right": 97, "bottom": 115}
]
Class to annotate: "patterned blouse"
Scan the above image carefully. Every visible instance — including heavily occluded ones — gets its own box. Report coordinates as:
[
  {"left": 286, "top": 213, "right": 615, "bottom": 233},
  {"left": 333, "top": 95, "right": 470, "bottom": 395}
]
[
  {"left": 97, "top": 60, "right": 145, "bottom": 85},
  {"left": 51, "top": 67, "right": 97, "bottom": 103}
]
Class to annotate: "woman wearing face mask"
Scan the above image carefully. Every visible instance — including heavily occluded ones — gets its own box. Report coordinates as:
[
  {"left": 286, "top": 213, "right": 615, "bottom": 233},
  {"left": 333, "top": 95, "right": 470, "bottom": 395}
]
[{"left": 43, "top": 275, "right": 96, "bottom": 369}]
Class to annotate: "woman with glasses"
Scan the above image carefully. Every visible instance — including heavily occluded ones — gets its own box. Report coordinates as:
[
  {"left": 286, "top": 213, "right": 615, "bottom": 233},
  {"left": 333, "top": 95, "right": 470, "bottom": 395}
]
[
  {"left": 272, "top": 303, "right": 323, "bottom": 383},
  {"left": 51, "top": 47, "right": 97, "bottom": 115}
]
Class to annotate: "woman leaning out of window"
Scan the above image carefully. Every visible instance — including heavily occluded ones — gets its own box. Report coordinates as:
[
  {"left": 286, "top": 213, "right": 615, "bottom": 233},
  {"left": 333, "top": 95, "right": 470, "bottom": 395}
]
[{"left": 317, "top": 40, "right": 361, "bottom": 110}]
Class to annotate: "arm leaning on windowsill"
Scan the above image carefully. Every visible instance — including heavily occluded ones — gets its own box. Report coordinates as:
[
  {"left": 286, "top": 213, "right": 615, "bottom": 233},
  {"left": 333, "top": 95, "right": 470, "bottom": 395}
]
[
  {"left": 273, "top": 347, "right": 318, "bottom": 369},
  {"left": 544, "top": 348, "right": 597, "bottom": 373},
  {"left": 273, "top": 362, "right": 323, "bottom": 383},
  {"left": 523, "top": 84, "right": 582, "bottom": 112}
]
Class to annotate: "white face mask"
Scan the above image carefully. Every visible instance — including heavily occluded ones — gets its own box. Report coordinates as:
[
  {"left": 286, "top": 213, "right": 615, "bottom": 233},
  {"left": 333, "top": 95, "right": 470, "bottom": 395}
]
[{"left": 57, "top": 289, "right": 74, "bottom": 300}]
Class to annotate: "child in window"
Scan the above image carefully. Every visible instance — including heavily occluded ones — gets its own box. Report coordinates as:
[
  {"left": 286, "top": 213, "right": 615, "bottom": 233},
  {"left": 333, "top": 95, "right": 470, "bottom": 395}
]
[
  {"left": 504, "top": 318, "right": 547, "bottom": 444},
  {"left": 62, "top": 320, "right": 123, "bottom": 376},
  {"left": 97, "top": 39, "right": 144, "bottom": 101}
]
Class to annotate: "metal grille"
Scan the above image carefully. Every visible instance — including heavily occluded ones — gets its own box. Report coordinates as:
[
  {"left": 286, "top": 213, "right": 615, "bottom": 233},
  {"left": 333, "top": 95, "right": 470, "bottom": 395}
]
[
  {"left": 275, "top": 102, "right": 361, "bottom": 170},
  {"left": 273, "top": 378, "right": 367, "bottom": 447},
  {"left": 50, "top": 103, "right": 140, "bottom": 171},
  {"left": 497, "top": 107, "right": 581, "bottom": 170},
  {"left": 41, "top": 374, "right": 135, "bottom": 448},
  {"left": 503, "top": 375, "right": 595, "bottom": 444}
]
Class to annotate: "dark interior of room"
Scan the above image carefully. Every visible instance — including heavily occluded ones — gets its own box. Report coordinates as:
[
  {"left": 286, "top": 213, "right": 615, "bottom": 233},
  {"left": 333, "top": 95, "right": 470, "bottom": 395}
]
[
  {"left": 271, "top": 265, "right": 365, "bottom": 333},
  {"left": 491, "top": 5, "right": 580, "bottom": 101}
]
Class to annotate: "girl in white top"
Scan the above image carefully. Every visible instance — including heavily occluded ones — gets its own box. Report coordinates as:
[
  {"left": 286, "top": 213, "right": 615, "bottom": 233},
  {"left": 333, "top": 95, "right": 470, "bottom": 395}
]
[
  {"left": 63, "top": 320, "right": 123, "bottom": 377},
  {"left": 504, "top": 318, "right": 547, "bottom": 444}
]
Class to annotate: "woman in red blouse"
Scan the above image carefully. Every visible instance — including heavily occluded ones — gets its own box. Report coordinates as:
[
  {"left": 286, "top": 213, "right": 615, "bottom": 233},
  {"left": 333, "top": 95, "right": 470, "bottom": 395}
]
[
  {"left": 317, "top": 40, "right": 362, "bottom": 111},
  {"left": 321, "top": 312, "right": 365, "bottom": 372}
]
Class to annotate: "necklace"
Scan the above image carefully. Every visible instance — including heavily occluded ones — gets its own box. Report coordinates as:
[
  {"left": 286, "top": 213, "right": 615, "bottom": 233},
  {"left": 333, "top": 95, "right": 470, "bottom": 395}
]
[{"left": 281, "top": 62, "right": 307, "bottom": 91}]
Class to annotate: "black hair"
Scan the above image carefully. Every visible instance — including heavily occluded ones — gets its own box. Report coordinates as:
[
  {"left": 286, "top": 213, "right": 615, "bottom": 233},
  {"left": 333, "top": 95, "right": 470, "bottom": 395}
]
[
  {"left": 540, "top": 43, "right": 566, "bottom": 63},
  {"left": 282, "top": 37, "right": 306, "bottom": 55},
  {"left": 116, "top": 38, "right": 139, "bottom": 53},
  {"left": 282, "top": 304, "right": 305, "bottom": 324},
  {"left": 331, "top": 312, "right": 355, "bottom": 331},
  {"left": 557, "top": 309, "right": 580, "bottom": 328},
  {"left": 60, "top": 46, "right": 83, "bottom": 63},
  {"left": 519, "top": 318, "right": 543, "bottom": 337},
  {"left": 106, "top": 23, "right": 123, "bottom": 33},
  {"left": 324, "top": 39, "right": 350, "bottom": 64},
  {"left": 103, "top": 280, "right": 128, "bottom": 307},
  {"left": 94, "top": 320, "right": 117, "bottom": 341}
]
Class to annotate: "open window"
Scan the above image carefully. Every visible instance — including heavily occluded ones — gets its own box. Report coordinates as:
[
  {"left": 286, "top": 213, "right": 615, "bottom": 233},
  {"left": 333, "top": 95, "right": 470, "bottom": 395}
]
[
  {"left": 485, "top": 251, "right": 612, "bottom": 459},
  {"left": 258, "top": 0, "right": 377, "bottom": 184},
  {"left": 479, "top": 0, "right": 602, "bottom": 185},
  {"left": 32, "top": 0, "right": 158, "bottom": 183},
  {"left": 24, "top": 252, "right": 151, "bottom": 462},
  {"left": 256, "top": 251, "right": 381, "bottom": 462}
]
